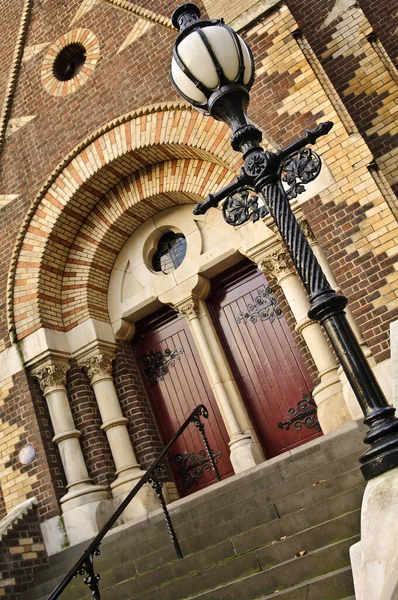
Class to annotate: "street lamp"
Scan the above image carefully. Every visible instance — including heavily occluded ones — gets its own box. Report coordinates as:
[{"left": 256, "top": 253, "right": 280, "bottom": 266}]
[{"left": 171, "top": 3, "right": 398, "bottom": 481}]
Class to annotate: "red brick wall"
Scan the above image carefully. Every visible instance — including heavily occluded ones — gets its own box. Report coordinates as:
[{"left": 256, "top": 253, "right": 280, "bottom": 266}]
[
  {"left": 0, "top": 370, "right": 62, "bottom": 521},
  {"left": 359, "top": 0, "right": 398, "bottom": 66},
  {"left": 67, "top": 361, "right": 114, "bottom": 487},
  {"left": 114, "top": 342, "right": 165, "bottom": 469},
  {"left": 286, "top": 0, "right": 398, "bottom": 162},
  {"left": 302, "top": 194, "right": 398, "bottom": 362},
  {"left": 0, "top": 505, "right": 48, "bottom": 599}
]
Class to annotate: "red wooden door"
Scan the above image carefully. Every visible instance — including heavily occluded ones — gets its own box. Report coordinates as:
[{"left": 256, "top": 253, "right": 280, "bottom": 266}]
[
  {"left": 208, "top": 261, "right": 321, "bottom": 458},
  {"left": 133, "top": 308, "right": 234, "bottom": 498}
]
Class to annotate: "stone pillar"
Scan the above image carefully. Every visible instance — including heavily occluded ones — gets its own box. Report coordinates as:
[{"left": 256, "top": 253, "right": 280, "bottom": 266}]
[
  {"left": 79, "top": 350, "right": 158, "bottom": 521},
  {"left": 176, "top": 296, "right": 265, "bottom": 473},
  {"left": 259, "top": 248, "right": 352, "bottom": 433},
  {"left": 31, "top": 358, "right": 111, "bottom": 546}
]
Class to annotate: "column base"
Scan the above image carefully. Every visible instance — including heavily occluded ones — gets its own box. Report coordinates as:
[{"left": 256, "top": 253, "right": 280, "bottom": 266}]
[
  {"left": 313, "top": 373, "right": 352, "bottom": 434},
  {"left": 61, "top": 486, "right": 113, "bottom": 547},
  {"left": 229, "top": 433, "right": 264, "bottom": 473},
  {"left": 111, "top": 471, "right": 160, "bottom": 524}
]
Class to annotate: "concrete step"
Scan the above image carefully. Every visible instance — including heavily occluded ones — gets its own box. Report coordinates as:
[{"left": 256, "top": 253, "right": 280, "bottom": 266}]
[
  {"left": 116, "top": 537, "right": 358, "bottom": 600},
  {"left": 252, "top": 567, "right": 355, "bottom": 600},
  {"left": 34, "top": 456, "right": 364, "bottom": 590},
  {"left": 96, "top": 509, "right": 361, "bottom": 599},
  {"left": 46, "top": 421, "right": 365, "bottom": 572},
  {"left": 25, "top": 423, "right": 366, "bottom": 600},
  {"left": 30, "top": 485, "right": 361, "bottom": 600}
]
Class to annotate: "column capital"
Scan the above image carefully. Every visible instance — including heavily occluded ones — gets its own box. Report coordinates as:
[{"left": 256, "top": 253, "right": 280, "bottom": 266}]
[
  {"left": 175, "top": 296, "right": 200, "bottom": 322},
  {"left": 258, "top": 247, "right": 294, "bottom": 283},
  {"left": 79, "top": 352, "right": 115, "bottom": 382},
  {"left": 299, "top": 218, "right": 316, "bottom": 242},
  {"left": 31, "top": 360, "right": 69, "bottom": 394}
]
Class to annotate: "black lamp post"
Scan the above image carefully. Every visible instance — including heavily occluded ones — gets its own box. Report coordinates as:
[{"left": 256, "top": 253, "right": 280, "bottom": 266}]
[{"left": 171, "top": 3, "right": 398, "bottom": 481}]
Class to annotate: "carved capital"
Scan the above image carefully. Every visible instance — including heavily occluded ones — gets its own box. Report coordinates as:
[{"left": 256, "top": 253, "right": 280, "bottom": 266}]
[
  {"left": 79, "top": 353, "right": 115, "bottom": 382},
  {"left": 258, "top": 248, "right": 294, "bottom": 282},
  {"left": 177, "top": 297, "right": 200, "bottom": 322},
  {"left": 299, "top": 219, "right": 316, "bottom": 242},
  {"left": 32, "top": 362, "right": 69, "bottom": 394}
]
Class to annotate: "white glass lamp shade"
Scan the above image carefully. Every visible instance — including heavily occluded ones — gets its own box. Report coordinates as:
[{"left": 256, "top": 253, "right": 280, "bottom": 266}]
[{"left": 171, "top": 23, "right": 254, "bottom": 108}]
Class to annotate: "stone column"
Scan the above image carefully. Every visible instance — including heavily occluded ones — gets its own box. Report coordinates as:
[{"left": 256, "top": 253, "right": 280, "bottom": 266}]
[
  {"left": 31, "top": 358, "right": 111, "bottom": 546},
  {"left": 176, "top": 296, "right": 265, "bottom": 473},
  {"left": 259, "top": 248, "right": 352, "bottom": 433},
  {"left": 79, "top": 349, "right": 158, "bottom": 521}
]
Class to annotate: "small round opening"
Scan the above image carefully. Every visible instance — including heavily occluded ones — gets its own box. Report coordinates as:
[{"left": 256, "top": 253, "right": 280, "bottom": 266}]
[
  {"left": 152, "top": 232, "right": 187, "bottom": 274},
  {"left": 53, "top": 43, "right": 86, "bottom": 81}
]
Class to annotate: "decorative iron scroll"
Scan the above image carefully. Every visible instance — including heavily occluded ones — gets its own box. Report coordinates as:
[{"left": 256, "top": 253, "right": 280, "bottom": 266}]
[
  {"left": 76, "top": 546, "right": 101, "bottom": 600},
  {"left": 222, "top": 189, "right": 268, "bottom": 226},
  {"left": 281, "top": 147, "right": 322, "bottom": 200},
  {"left": 277, "top": 392, "right": 320, "bottom": 432},
  {"left": 236, "top": 285, "right": 283, "bottom": 325},
  {"left": 174, "top": 449, "right": 222, "bottom": 489},
  {"left": 141, "top": 348, "right": 184, "bottom": 386}
]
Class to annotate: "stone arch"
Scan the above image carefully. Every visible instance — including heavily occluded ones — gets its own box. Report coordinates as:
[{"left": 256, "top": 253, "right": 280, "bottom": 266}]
[{"left": 10, "top": 103, "right": 240, "bottom": 341}]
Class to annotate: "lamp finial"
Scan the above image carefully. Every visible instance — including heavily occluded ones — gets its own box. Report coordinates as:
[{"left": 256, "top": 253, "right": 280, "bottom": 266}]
[{"left": 172, "top": 3, "right": 201, "bottom": 32}]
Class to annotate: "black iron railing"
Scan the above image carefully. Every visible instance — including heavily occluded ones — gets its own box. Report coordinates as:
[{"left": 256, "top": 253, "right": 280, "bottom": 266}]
[{"left": 48, "top": 404, "right": 220, "bottom": 600}]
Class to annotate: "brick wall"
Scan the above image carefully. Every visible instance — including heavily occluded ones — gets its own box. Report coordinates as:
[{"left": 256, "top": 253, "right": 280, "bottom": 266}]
[
  {"left": 114, "top": 342, "right": 165, "bottom": 469},
  {"left": 359, "top": 0, "right": 398, "bottom": 66},
  {"left": 0, "top": 370, "right": 62, "bottom": 521},
  {"left": 0, "top": 505, "right": 48, "bottom": 599},
  {"left": 67, "top": 361, "right": 114, "bottom": 487},
  {"left": 0, "top": 0, "right": 396, "bottom": 520}
]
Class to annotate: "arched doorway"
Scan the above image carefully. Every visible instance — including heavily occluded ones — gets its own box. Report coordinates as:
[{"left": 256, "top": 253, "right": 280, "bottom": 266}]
[{"left": 208, "top": 261, "right": 321, "bottom": 458}]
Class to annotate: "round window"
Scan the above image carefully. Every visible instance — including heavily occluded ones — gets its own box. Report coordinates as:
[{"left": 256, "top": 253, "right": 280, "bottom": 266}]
[
  {"left": 53, "top": 43, "right": 86, "bottom": 81},
  {"left": 152, "top": 232, "right": 187, "bottom": 274}
]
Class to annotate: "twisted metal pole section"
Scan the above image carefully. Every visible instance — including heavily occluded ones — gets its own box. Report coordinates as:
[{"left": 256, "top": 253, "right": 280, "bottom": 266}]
[
  {"left": 149, "top": 470, "right": 183, "bottom": 560},
  {"left": 192, "top": 411, "right": 221, "bottom": 482},
  {"left": 259, "top": 181, "right": 331, "bottom": 300},
  {"left": 0, "top": 0, "right": 33, "bottom": 158}
]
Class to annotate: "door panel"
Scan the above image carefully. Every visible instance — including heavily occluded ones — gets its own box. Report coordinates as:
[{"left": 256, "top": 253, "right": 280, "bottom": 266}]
[
  {"left": 208, "top": 262, "right": 321, "bottom": 458},
  {"left": 133, "top": 308, "right": 234, "bottom": 498}
]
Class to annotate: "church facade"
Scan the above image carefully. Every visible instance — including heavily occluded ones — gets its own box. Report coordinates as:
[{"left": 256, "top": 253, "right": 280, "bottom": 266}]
[{"left": 0, "top": 0, "right": 397, "bottom": 585}]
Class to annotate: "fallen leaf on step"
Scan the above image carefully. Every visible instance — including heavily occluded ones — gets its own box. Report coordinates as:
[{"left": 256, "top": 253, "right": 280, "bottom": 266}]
[
  {"left": 271, "top": 535, "right": 287, "bottom": 545},
  {"left": 312, "top": 479, "right": 326, "bottom": 486},
  {"left": 295, "top": 550, "right": 307, "bottom": 558}
]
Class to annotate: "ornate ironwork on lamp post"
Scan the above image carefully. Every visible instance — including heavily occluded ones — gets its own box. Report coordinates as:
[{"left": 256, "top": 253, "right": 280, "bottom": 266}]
[{"left": 170, "top": 2, "right": 398, "bottom": 481}]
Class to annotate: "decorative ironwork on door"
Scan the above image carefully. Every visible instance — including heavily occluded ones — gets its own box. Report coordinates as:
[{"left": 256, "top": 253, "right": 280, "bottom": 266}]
[
  {"left": 174, "top": 449, "right": 222, "bottom": 489},
  {"left": 236, "top": 285, "right": 283, "bottom": 325},
  {"left": 277, "top": 392, "right": 320, "bottom": 432},
  {"left": 141, "top": 348, "right": 184, "bottom": 385}
]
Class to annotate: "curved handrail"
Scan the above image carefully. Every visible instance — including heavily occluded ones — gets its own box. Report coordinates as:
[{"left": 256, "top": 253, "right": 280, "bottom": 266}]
[{"left": 48, "top": 404, "right": 219, "bottom": 600}]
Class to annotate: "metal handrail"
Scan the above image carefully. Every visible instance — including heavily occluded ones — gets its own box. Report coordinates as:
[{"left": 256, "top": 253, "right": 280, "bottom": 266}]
[{"left": 47, "top": 404, "right": 220, "bottom": 600}]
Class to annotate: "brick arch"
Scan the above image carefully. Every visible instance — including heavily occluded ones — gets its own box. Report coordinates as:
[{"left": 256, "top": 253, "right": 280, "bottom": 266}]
[{"left": 11, "top": 106, "right": 239, "bottom": 340}]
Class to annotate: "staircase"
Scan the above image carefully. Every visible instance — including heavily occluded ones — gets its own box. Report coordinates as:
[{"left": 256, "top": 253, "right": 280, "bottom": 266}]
[{"left": 23, "top": 421, "right": 367, "bottom": 600}]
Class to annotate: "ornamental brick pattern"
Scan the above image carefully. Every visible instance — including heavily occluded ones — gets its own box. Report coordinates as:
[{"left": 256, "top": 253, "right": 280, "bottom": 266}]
[
  {"left": 41, "top": 28, "right": 100, "bottom": 97},
  {"left": 0, "top": 0, "right": 396, "bottom": 530},
  {"left": 0, "top": 504, "right": 48, "bottom": 599},
  {"left": 10, "top": 108, "right": 236, "bottom": 338},
  {"left": 0, "top": 371, "right": 63, "bottom": 521},
  {"left": 286, "top": 0, "right": 398, "bottom": 192}
]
